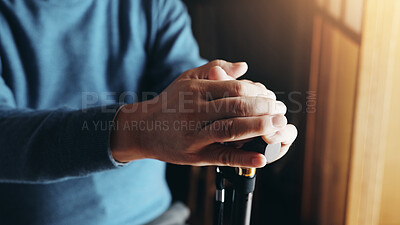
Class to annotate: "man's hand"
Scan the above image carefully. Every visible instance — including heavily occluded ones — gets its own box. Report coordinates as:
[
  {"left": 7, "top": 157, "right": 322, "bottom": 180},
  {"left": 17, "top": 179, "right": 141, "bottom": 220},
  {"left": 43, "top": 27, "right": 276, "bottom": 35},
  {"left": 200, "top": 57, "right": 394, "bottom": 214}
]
[{"left": 110, "top": 60, "right": 297, "bottom": 168}]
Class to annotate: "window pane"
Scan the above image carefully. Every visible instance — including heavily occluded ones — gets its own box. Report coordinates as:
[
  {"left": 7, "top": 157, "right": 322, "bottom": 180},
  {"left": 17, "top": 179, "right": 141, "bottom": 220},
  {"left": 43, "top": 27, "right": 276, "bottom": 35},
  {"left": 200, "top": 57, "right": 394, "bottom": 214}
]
[
  {"left": 344, "top": 0, "right": 364, "bottom": 33},
  {"left": 328, "top": 0, "right": 343, "bottom": 19}
]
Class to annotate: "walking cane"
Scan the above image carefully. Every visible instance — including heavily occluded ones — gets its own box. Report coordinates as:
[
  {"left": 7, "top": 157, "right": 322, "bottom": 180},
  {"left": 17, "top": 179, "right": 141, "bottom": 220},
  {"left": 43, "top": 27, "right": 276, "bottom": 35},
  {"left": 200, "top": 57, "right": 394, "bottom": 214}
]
[{"left": 214, "top": 137, "right": 282, "bottom": 225}]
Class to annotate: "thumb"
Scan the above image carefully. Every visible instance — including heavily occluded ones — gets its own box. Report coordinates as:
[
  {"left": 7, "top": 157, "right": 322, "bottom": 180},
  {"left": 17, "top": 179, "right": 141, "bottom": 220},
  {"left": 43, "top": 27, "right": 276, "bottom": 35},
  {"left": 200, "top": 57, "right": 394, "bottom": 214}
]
[
  {"left": 208, "top": 66, "right": 234, "bottom": 81},
  {"left": 221, "top": 61, "right": 248, "bottom": 79},
  {"left": 193, "top": 60, "right": 248, "bottom": 79}
]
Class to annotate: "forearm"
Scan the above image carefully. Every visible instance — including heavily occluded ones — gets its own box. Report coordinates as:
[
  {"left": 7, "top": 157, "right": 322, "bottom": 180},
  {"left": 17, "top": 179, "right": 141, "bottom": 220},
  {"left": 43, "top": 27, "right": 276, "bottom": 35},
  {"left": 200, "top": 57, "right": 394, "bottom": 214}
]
[{"left": 0, "top": 105, "right": 121, "bottom": 184}]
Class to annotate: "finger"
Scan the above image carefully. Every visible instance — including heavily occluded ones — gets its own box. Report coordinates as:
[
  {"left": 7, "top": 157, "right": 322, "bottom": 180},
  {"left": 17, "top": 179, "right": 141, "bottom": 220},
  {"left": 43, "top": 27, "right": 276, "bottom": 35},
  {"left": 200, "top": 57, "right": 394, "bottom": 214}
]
[
  {"left": 204, "top": 97, "right": 286, "bottom": 121},
  {"left": 261, "top": 124, "right": 297, "bottom": 163},
  {"left": 240, "top": 79, "right": 272, "bottom": 92},
  {"left": 224, "top": 138, "right": 255, "bottom": 149},
  {"left": 198, "top": 79, "right": 276, "bottom": 100},
  {"left": 195, "top": 60, "right": 248, "bottom": 79},
  {"left": 195, "top": 143, "right": 266, "bottom": 168},
  {"left": 208, "top": 66, "right": 235, "bottom": 81},
  {"left": 198, "top": 115, "right": 287, "bottom": 145}
]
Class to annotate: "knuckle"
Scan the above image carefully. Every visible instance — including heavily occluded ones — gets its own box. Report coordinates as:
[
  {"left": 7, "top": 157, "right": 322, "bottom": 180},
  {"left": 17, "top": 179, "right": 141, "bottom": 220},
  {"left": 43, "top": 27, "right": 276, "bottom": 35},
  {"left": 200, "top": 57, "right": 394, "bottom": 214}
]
[
  {"left": 253, "top": 97, "right": 264, "bottom": 112},
  {"left": 265, "top": 99, "right": 277, "bottom": 114},
  {"left": 218, "top": 151, "right": 228, "bottom": 165},
  {"left": 222, "top": 119, "right": 235, "bottom": 140},
  {"left": 248, "top": 81, "right": 276, "bottom": 99},
  {"left": 254, "top": 82, "right": 265, "bottom": 89},
  {"left": 184, "top": 152, "right": 199, "bottom": 164},
  {"left": 265, "top": 89, "right": 277, "bottom": 100},
  {"left": 232, "top": 99, "right": 248, "bottom": 116},
  {"left": 211, "top": 59, "right": 225, "bottom": 67},
  {"left": 186, "top": 80, "right": 199, "bottom": 91},
  {"left": 218, "top": 149, "right": 233, "bottom": 166},
  {"left": 186, "top": 68, "right": 196, "bottom": 75},
  {"left": 180, "top": 113, "right": 192, "bottom": 123},
  {"left": 233, "top": 81, "right": 246, "bottom": 96},
  {"left": 256, "top": 97, "right": 272, "bottom": 111},
  {"left": 210, "top": 120, "right": 235, "bottom": 141},
  {"left": 257, "top": 117, "right": 270, "bottom": 133}
]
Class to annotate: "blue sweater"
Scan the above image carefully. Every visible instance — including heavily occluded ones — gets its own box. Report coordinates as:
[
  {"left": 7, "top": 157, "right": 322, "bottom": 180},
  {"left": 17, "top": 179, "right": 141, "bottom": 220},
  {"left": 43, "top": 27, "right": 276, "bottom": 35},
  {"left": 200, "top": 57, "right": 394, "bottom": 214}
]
[{"left": 0, "top": 0, "right": 205, "bottom": 224}]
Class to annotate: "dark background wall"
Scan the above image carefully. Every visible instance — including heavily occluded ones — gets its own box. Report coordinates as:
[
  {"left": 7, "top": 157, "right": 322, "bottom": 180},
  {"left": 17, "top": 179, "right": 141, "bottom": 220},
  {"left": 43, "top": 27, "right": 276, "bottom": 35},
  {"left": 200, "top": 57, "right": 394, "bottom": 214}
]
[{"left": 168, "top": 0, "right": 314, "bottom": 224}]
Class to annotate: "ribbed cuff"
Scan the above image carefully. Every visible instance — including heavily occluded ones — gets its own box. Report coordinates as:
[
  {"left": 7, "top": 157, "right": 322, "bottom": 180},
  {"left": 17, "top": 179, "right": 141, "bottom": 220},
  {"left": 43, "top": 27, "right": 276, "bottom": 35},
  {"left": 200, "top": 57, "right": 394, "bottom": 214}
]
[
  {"left": 60, "top": 104, "right": 125, "bottom": 176},
  {"left": 107, "top": 105, "right": 131, "bottom": 167}
]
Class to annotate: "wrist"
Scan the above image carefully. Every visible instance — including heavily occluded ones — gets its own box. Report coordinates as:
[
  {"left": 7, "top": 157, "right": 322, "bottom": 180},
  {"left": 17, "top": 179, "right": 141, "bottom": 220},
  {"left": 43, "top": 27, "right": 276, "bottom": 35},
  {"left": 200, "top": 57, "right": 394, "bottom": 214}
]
[{"left": 109, "top": 103, "right": 145, "bottom": 163}]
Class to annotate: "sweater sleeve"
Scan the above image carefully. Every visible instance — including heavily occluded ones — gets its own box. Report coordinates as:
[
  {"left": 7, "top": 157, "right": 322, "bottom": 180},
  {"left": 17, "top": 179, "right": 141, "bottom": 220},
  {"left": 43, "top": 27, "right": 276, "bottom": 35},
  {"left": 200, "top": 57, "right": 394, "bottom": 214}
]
[
  {"left": 0, "top": 0, "right": 206, "bottom": 184},
  {"left": 0, "top": 71, "right": 122, "bottom": 183},
  {"left": 144, "top": 0, "right": 208, "bottom": 93}
]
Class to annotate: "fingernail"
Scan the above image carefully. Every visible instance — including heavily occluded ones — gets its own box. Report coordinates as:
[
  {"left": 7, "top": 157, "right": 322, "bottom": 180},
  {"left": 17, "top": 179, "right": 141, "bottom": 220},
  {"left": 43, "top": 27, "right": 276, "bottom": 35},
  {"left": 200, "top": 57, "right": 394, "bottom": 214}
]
[
  {"left": 212, "top": 66, "right": 223, "bottom": 73},
  {"left": 272, "top": 115, "right": 287, "bottom": 128},
  {"left": 233, "top": 62, "right": 247, "bottom": 66}
]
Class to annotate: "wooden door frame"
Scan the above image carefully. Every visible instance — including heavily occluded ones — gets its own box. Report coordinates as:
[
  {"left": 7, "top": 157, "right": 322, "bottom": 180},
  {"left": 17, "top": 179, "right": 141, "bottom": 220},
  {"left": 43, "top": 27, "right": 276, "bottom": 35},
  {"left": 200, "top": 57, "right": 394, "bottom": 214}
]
[{"left": 346, "top": 0, "right": 400, "bottom": 224}]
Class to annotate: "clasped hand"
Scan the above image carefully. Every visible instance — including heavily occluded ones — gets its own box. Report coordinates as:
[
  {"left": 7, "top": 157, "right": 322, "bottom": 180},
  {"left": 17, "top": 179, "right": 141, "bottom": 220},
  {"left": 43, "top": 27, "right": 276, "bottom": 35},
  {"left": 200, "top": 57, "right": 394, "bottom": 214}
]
[{"left": 110, "top": 60, "right": 297, "bottom": 168}]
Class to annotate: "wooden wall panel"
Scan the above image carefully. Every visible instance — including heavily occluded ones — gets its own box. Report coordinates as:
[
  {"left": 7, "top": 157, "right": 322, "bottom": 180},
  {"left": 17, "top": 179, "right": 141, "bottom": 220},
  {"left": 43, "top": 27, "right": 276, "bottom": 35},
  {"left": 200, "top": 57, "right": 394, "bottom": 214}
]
[
  {"left": 319, "top": 23, "right": 359, "bottom": 225},
  {"left": 346, "top": 0, "right": 400, "bottom": 224},
  {"left": 302, "top": 18, "right": 360, "bottom": 225}
]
